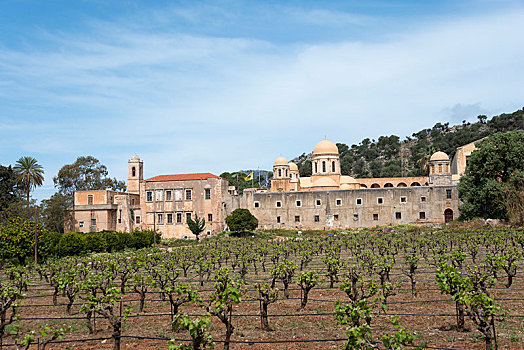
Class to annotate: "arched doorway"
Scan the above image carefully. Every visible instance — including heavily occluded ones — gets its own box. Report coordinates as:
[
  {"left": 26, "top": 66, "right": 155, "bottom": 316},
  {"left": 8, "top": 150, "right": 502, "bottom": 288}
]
[
  {"left": 397, "top": 182, "right": 407, "bottom": 187},
  {"left": 444, "top": 208, "right": 453, "bottom": 223},
  {"left": 371, "top": 183, "right": 380, "bottom": 188},
  {"left": 410, "top": 182, "right": 420, "bottom": 187},
  {"left": 384, "top": 183, "right": 393, "bottom": 188}
]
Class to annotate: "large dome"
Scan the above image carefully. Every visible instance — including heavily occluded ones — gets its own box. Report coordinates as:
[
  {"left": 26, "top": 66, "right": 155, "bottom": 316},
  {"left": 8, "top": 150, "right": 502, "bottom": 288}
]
[
  {"left": 274, "top": 156, "right": 288, "bottom": 166},
  {"left": 312, "top": 176, "right": 338, "bottom": 187},
  {"left": 430, "top": 151, "right": 449, "bottom": 161},
  {"left": 313, "top": 140, "right": 339, "bottom": 155}
]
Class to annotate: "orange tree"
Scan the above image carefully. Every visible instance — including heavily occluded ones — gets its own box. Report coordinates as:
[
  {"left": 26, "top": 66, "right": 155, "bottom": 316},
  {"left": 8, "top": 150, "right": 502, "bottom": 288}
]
[{"left": 0, "top": 217, "right": 53, "bottom": 264}]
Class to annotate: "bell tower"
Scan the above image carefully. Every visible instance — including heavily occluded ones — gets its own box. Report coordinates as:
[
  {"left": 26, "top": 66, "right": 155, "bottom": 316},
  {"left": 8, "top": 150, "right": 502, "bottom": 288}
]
[{"left": 128, "top": 154, "right": 143, "bottom": 194}]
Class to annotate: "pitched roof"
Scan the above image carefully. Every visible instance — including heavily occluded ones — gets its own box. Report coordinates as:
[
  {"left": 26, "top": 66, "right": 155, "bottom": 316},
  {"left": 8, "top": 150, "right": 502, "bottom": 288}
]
[{"left": 145, "top": 173, "right": 222, "bottom": 182}]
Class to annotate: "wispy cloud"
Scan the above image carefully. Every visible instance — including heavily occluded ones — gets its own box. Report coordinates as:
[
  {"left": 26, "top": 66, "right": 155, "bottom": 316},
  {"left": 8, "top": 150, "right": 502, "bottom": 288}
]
[{"left": 0, "top": 2, "right": 523, "bottom": 201}]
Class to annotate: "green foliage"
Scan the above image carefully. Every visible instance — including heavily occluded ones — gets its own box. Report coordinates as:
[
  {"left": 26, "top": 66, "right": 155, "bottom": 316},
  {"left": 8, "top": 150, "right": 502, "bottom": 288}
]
[
  {"left": 187, "top": 214, "right": 206, "bottom": 242},
  {"left": 0, "top": 216, "right": 48, "bottom": 264},
  {"left": 170, "top": 313, "right": 214, "bottom": 350},
  {"left": 294, "top": 108, "right": 523, "bottom": 178},
  {"left": 0, "top": 165, "right": 19, "bottom": 213},
  {"left": 219, "top": 171, "right": 266, "bottom": 193},
  {"left": 53, "top": 156, "right": 126, "bottom": 196},
  {"left": 458, "top": 130, "right": 524, "bottom": 224},
  {"left": 225, "top": 208, "right": 258, "bottom": 234},
  {"left": 40, "top": 192, "right": 71, "bottom": 233},
  {"left": 13, "top": 156, "right": 44, "bottom": 203}
]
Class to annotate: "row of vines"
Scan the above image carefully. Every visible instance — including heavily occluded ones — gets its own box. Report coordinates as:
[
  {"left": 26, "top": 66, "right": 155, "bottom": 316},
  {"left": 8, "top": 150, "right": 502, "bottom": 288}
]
[{"left": 1, "top": 227, "right": 523, "bottom": 349}]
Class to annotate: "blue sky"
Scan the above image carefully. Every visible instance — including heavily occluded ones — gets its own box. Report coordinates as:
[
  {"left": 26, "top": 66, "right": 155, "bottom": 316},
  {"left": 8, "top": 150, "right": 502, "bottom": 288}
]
[{"left": 1, "top": 0, "right": 524, "bottom": 201}]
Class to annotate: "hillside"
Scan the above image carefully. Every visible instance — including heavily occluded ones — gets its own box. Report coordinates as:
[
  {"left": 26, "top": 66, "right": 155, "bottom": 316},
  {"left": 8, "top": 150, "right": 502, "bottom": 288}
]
[{"left": 294, "top": 108, "right": 524, "bottom": 178}]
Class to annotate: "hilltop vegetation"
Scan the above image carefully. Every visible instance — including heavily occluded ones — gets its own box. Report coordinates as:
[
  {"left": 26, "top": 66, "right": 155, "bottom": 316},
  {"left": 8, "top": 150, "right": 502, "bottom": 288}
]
[{"left": 295, "top": 108, "right": 524, "bottom": 178}]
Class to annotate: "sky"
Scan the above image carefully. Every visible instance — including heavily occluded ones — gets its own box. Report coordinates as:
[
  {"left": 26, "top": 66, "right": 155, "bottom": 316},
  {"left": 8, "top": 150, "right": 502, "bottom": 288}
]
[{"left": 1, "top": 0, "right": 524, "bottom": 201}]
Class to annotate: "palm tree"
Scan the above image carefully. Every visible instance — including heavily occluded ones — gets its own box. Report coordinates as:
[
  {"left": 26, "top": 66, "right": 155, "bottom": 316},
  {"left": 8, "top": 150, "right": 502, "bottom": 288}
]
[{"left": 13, "top": 156, "right": 45, "bottom": 203}]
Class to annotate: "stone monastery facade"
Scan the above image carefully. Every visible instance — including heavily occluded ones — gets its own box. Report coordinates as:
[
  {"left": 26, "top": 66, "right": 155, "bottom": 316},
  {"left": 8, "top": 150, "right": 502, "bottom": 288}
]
[{"left": 70, "top": 139, "right": 477, "bottom": 239}]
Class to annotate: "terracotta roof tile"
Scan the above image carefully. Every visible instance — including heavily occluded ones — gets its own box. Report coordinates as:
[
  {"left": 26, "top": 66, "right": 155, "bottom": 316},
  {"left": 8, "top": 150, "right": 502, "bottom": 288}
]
[{"left": 145, "top": 173, "right": 222, "bottom": 182}]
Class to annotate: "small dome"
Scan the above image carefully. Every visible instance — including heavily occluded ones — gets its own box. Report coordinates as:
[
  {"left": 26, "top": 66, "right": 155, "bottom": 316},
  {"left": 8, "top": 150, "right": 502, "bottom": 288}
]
[
  {"left": 312, "top": 176, "right": 338, "bottom": 187},
  {"left": 274, "top": 156, "right": 288, "bottom": 166},
  {"left": 340, "top": 183, "right": 352, "bottom": 190},
  {"left": 430, "top": 151, "right": 449, "bottom": 161},
  {"left": 288, "top": 162, "right": 298, "bottom": 171},
  {"left": 130, "top": 154, "right": 140, "bottom": 161},
  {"left": 313, "top": 140, "right": 339, "bottom": 155}
]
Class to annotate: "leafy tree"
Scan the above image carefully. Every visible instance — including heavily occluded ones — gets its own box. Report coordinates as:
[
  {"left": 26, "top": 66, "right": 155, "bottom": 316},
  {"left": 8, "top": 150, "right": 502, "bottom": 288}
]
[
  {"left": 54, "top": 156, "right": 126, "bottom": 230},
  {"left": 0, "top": 165, "right": 19, "bottom": 212},
  {"left": 13, "top": 156, "right": 44, "bottom": 203},
  {"left": 41, "top": 192, "right": 70, "bottom": 233},
  {"left": 225, "top": 209, "right": 258, "bottom": 234},
  {"left": 458, "top": 131, "right": 524, "bottom": 224},
  {"left": 54, "top": 156, "right": 125, "bottom": 195},
  {"left": 187, "top": 214, "right": 206, "bottom": 242}
]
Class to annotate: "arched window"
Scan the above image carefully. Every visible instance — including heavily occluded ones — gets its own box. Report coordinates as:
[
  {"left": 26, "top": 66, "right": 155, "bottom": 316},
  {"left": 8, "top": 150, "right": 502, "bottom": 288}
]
[
  {"left": 322, "top": 161, "right": 326, "bottom": 173},
  {"left": 286, "top": 169, "right": 288, "bottom": 177},
  {"left": 438, "top": 164, "right": 442, "bottom": 173},
  {"left": 332, "top": 161, "right": 335, "bottom": 172},
  {"left": 430, "top": 165, "right": 435, "bottom": 174},
  {"left": 314, "top": 162, "right": 318, "bottom": 173},
  {"left": 278, "top": 169, "right": 282, "bottom": 177},
  {"left": 132, "top": 167, "right": 136, "bottom": 177}
]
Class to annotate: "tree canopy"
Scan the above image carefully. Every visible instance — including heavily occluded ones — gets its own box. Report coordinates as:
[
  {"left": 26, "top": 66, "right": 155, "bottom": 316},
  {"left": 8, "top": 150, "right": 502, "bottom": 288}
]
[
  {"left": 54, "top": 156, "right": 126, "bottom": 195},
  {"left": 187, "top": 213, "right": 205, "bottom": 242},
  {"left": 225, "top": 209, "right": 258, "bottom": 234},
  {"left": 0, "top": 165, "right": 19, "bottom": 212},
  {"left": 13, "top": 156, "right": 44, "bottom": 202},
  {"left": 458, "top": 130, "right": 524, "bottom": 224}
]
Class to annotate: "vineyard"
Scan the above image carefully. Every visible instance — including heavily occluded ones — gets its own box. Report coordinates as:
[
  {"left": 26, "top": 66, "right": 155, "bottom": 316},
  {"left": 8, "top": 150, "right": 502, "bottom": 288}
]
[{"left": 1, "top": 226, "right": 523, "bottom": 349}]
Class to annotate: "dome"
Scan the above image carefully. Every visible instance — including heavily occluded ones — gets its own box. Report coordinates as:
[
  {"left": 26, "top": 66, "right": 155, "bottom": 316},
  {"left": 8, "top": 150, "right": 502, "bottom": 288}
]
[
  {"left": 313, "top": 140, "right": 339, "bottom": 155},
  {"left": 288, "top": 162, "right": 298, "bottom": 171},
  {"left": 340, "top": 175, "right": 358, "bottom": 184},
  {"left": 312, "top": 176, "right": 338, "bottom": 187},
  {"left": 130, "top": 154, "right": 140, "bottom": 162},
  {"left": 274, "top": 156, "right": 288, "bottom": 166},
  {"left": 430, "top": 151, "right": 449, "bottom": 161},
  {"left": 340, "top": 183, "right": 352, "bottom": 190}
]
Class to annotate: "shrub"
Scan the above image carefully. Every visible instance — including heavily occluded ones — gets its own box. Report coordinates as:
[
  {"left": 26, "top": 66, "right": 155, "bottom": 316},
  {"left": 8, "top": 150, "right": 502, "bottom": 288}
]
[{"left": 57, "top": 232, "right": 85, "bottom": 257}]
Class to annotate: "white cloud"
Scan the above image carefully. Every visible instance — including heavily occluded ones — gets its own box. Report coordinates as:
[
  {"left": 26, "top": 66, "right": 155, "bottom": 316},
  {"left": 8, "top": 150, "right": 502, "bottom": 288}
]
[{"left": 2, "top": 5, "right": 524, "bottom": 201}]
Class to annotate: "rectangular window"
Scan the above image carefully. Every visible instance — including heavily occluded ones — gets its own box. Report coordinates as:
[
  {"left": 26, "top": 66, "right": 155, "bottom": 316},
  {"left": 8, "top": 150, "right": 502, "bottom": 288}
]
[
  {"left": 377, "top": 197, "right": 383, "bottom": 204},
  {"left": 146, "top": 191, "right": 153, "bottom": 202},
  {"left": 421, "top": 196, "right": 426, "bottom": 202},
  {"left": 87, "top": 195, "right": 93, "bottom": 205},
  {"left": 79, "top": 221, "right": 84, "bottom": 228},
  {"left": 314, "top": 215, "right": 320, "bottom": 222},
  {"left": 205, "top": 188, "right": 211, "bottom": 200},
  {"left": 296, "top": 200, "right": 301, "bottom": 207},
  {"left": 276, "top": 201, "right": 282, "bottom": 208},
  {"left": 208, "top": 213, "right": 212, "bottom": 222},
  {"left": 167, "top": 213, "right": 173, "bottom": 224},
  {"left": 356, "top": 198, "right": 362, "bottom": 205},
  {"left": 353, "top": 214, "right": 359, "bottom": 221},
  {"left": 91, "top": 218, "right": 96, "bottom": 227},
  {"left": 446, "top": 189, "right": 452, "bottom": 199},
  {"left": 186, "top": 213, "right": 192, "bottom": 222},
  {"left": 185, "top": 190, "right": 192, "bottom": 200},
  {"left": 419, "top": 212, "right": 426, "bottom": 219},
  {"left": 316, "top": 199, "right": 321, "bottom": 206},
  {"left": 334, "top": 214, "right": 339, "bottom": 221},
  {"left": 165, "top": 190, "right": 172, "bottom": 201},
  {"left": 155, "top": 190, "right": 163, "bottom": 201},
  {"left": 336, "top": 199, "right": 342, "bottom": 206},
  {"left": 276, "top": 216, "right": 281, "bottom": 223},
  {"left": 373, "top": 213, "right": 379, "bottom": 221},
  {"left": 254, "top": 201, "right": 260, "bottom": 208},
  {"left": 176, "top": 213, "right": 182, "bottom": 223},
  {"left": 400, "top": 197, "right": 407, "bottom": 203},
  {"left": 157, "top": 213, "right": 164, "bottom": 225},
  {"left": 135, "top": 216, "right": 141, "bottom": 224},
  {"left": 295, "top": 215, "right": 300, "bottom": 223},
  {"left": 395, "top": 212, "right": 402, "bottom": 219},
  {"left": 131, "top": 198, "right": 135, "bottom": 205}
]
